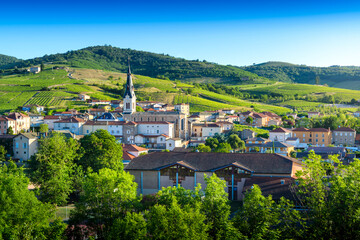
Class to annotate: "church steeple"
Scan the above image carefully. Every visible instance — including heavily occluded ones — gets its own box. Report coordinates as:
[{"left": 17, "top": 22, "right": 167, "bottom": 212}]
[
  {"left": 124, "top": 61, "right": 135, "bottom": 99},
  {"left": 123, "top": 61, "right": 136, "bottom": 114}
]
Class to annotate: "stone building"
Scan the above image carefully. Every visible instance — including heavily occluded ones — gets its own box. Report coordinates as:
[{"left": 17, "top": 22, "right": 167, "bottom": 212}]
[{"left": 332, "top": 127, "right": 356, "bottom": 146}]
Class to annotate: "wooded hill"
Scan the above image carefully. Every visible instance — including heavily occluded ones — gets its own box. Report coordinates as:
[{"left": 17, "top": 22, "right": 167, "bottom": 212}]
[
  {"left": 0, "top": 46, "right": 265, "bottom": 84},
  {"left": 0, "top": 54, "right": 19, "bottom": 66},
  {"left": 241, "top": 61, "right": 360, "bottom": 89}
]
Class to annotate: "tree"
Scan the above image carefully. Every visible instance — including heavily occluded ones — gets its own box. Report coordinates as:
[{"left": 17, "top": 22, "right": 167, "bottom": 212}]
[
  {"left": 79, "top": 129, "right": 123, "bottom": 173},
  {"left": 196, "top": 144, "right": 211, "bottom": 152},
  {"left": 202, "top": 174, "right": 236, "bottom": 239},
  {"left": 28, "top": 132, "right": 82, "bottom": 205},
  {"left": 69, "top": 168, "right": 138, "bottom": 239},
  {"left": 108, "top": 212, "right": 147, "bottom": 240},
  {"left": 0, "top": 162, "right": 63, "bottom": 239},
  {"left": 40, "top": 62, "right": 45, "bottom": 71},
  {"left": 233, "top": 185, "right": 304, "bottom": 239},
  {"left": 246, "top": 116, "right": 253, "bottom": 125},
  {"left": 205, "top": 137, "right": 219, "bottom": 150},
  {"left": 214, "top": 142, "right": 232, "bottom": 153},
  {"left": 147, "top": 198, "right": 208, "bottom": 240},
  {"left": 39, "top": 123, "right": 49, "bottom": 133},
  {"left": 315, "top": 75, "right": 320, "bottom": 85},
  {"left": 0, "top": 145, "right": 6, "bottom": 162},
  {"left": 227, "top": 134, "right": 242, "bottom": 150},
  {"left": 6, "top": 126, "right": 14, "bottom": 135},
  {"left": 136, "top": 106, "right": 145, "bottom": 112},
  {"left": 294, "top": 151, "right": 360, "bottom": 239}
]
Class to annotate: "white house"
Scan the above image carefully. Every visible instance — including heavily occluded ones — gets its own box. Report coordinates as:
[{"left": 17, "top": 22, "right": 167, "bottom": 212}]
[
  {"left": 202, "top": 123, "right": 222, "bottom": 137},
  {"left": 269, "top": 127, "right": 292, "bottom": 142},
  {"left": 166, "top": 138, "right": 183, "bottom": 151},
  {"left": 29, "top": 67, "right": 41, "bottom": 74},
  {"left": 137, "top": 122, "right": 174, "bottom": 138},
  {"left": 44, "top": 115, "right": 62, "bottom": 130},
  {"left": 54, "top": 117, "right": 85, "bottom": 135}
]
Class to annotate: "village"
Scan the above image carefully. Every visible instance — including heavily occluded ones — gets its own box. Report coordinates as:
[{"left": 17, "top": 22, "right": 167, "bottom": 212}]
[{"left": 0, "top": 65, "right": 359, "bottom": 202}]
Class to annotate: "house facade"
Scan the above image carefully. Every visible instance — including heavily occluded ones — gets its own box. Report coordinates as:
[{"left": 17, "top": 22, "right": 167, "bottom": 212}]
[
  {"left": 13, "top": 133, "right": 38, "bottom": 161},
  {"left": 54, "top": 117, "right": 85, "bottom": 135},
  {"left": 332, "top": 127, "right": 356, "bottom": 146},
  {"left": 125, "top": 152, "right": 302, "bottom": 200},
  {"left": 292, "top": 128, "right": 332, "bottom": 146},
  {"left": 269, "top": 127, "right": 292, "bottom": 142}
]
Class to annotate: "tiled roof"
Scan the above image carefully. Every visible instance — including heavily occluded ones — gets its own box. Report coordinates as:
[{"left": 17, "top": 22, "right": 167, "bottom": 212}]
[
  {"left": 55, "top": 117, "right": 85, "bottom": 123},
  {"left": 310, "top": 128, "right": 330, "bottom": 132},
  {"left": 333, "top": 127, "right": 355, "bottom": 132},
  {"left": 270, "top": 127, "right": 291, "bottom": 133},
  {"left": 123, "top": 144, "right": 149, "bottom": 152},
  {"left": 44, "top": 115, "right": 62, "bottom": 120},
  {"left": 0, "top": 116, "right": 15, "bottom": 121},
  {"left": 7, "top": 112, "right": 29, "bottom": 120},
  {"left": 123, "top": 151, "right": 136, "bottom": 160},
  {"left": 292, "top": 128, "right": 309, "bottom": 132},
  {"left": 125, "top": 152, "right": 300, "bottom": 175}
]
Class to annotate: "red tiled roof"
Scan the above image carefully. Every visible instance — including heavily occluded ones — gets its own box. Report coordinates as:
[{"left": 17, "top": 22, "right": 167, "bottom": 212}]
[
  {"left": 123, "top": 144, "right": 149, "bottom": 152},
  {"left": 55, "top": 117, "right": 85, "bottom": 123},
  {"left": 333, "top": 127, "right": 355, "bottom": 132},
  {"left": 292, "top": 128, "right": 309, "bottom": 132},
  {"left": 270, "top": 127, "right": 291, "bottom": 133},
  {"left": 309, "top": 128, "right": 330, "bottom": 132},
  {"left": 123, "top": 151, "right": 136, "bottom": 160},
  {"left": 44, "top": 115, "right": 62, "bottom": 120},
  {"left": 0, "top": 116, "right": 15, "bottom": 121}
]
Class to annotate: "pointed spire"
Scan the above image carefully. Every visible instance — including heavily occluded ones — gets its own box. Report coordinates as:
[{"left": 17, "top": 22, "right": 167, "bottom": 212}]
[
  {"left": 123, "top": 60, "right": 135, "bottom": 99},
  {"left": 127, "top": 58, "right": 131, "bottom": 75}
]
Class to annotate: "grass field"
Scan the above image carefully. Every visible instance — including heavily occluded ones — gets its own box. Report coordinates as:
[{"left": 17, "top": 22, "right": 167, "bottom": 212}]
[{"left": 1, "top": 66, "right": 360, "bottom": 114}]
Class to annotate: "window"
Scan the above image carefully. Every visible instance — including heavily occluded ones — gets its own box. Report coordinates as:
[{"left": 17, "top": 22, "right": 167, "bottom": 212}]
[
  {"left": 315, "top": 134, "right": 318, "bottom": 137},
  {"left": 15, "top": 142, "right": 19, "bottom": 149},
  {"left": 303, "top": 134, "right": 305, "bottom": 137},
  {"left": 322, "top": 134, "right": 324, "bottom": 137},
  {"left": 322, "top": 139, "right": 324, "bottom": 142},
  {"left": 127, "top": 130, "right": 130, "bottom": 134},
  {"left": 157, "top": 130, "right": 159, "bottom": 133},
  {"left": 316, "top": 139, "right": 318, "bottom": 142},
  {"left": 335, "top": 132, "right": 338, "bottom": 136},
  {"left": 23, "top": 143, "right": 26, "bottom": 148},
  {"left": 126, "top": 103, "right": 130, "bottom": 109}
]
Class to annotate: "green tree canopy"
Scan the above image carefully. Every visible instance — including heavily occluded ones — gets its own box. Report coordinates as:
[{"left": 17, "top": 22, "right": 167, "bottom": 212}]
[
  {"left": 79, "top": 129, "right": 123, "bottom": 173},
  {"left": 0, "top": 162, "right": 61, "bottom": 239},
  {"left": 69, "top": 168, "right": 138, "bottom": 239},
  {"left": 39, "top": 123, "right": 49, "bottom": 133},
  {"left": 28, "top": 132, "right": 82, "bottom": 205},
  {"left": 196, "top": 143, "right": 211, "bottom": 152}
]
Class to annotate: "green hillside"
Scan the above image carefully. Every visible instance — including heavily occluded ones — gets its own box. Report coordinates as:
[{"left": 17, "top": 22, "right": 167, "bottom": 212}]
[
  {"left": 0, "top": 54, "right": 19, "bottom": 67},
  {"left": 241, "top": 61, "right": 360, "bottom": 88},
  {"left": 1, "top": 46, "right": 266, "bottom": 84},
  {"left": 0, "top": 66, "right": 291, "bottom": 114}
]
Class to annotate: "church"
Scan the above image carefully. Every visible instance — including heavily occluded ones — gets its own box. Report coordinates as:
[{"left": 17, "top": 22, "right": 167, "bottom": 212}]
[{"left": 122, "top": 64, "right": 189, "bottom": 140}]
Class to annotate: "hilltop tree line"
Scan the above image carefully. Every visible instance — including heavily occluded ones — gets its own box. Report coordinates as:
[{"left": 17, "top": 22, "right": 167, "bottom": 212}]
[
  {"left": 0, "top": 46, "right": 263, "bottom": 82},
  {"left": 242, "top": 62, "right": 360, "bottom": 85}
]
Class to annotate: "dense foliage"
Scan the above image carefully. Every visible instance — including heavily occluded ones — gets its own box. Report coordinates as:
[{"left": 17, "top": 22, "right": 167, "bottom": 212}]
[
  {"left": 242, "top": 61, "right": 360, "bottom": 86},
  {"left": 1, "top": 45, "right": 264, "bottom": 82},
  {"left": 0, "top": 54, "right": 18, "bottom": 67}
]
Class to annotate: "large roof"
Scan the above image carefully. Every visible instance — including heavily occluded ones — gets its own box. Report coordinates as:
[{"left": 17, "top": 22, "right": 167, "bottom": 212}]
[
  {"left": 125, "top": 152, "right": 299, "bottom": 175},
  {"left": 333, "top": 127, "right": 355, "bottom": 132},
  {"left": 270, "top": 127, "right": 291, "bottom": 133}
]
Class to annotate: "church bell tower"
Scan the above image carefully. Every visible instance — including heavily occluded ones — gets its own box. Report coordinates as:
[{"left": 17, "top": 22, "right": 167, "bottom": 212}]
[{"left": 123, "top": 62, "right": 136, "bottom": 114}]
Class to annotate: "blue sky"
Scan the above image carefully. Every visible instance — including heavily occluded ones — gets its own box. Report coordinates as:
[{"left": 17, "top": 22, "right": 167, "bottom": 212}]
[{"left": 1, "top": 0, "right": 360, "bottom": 66}]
